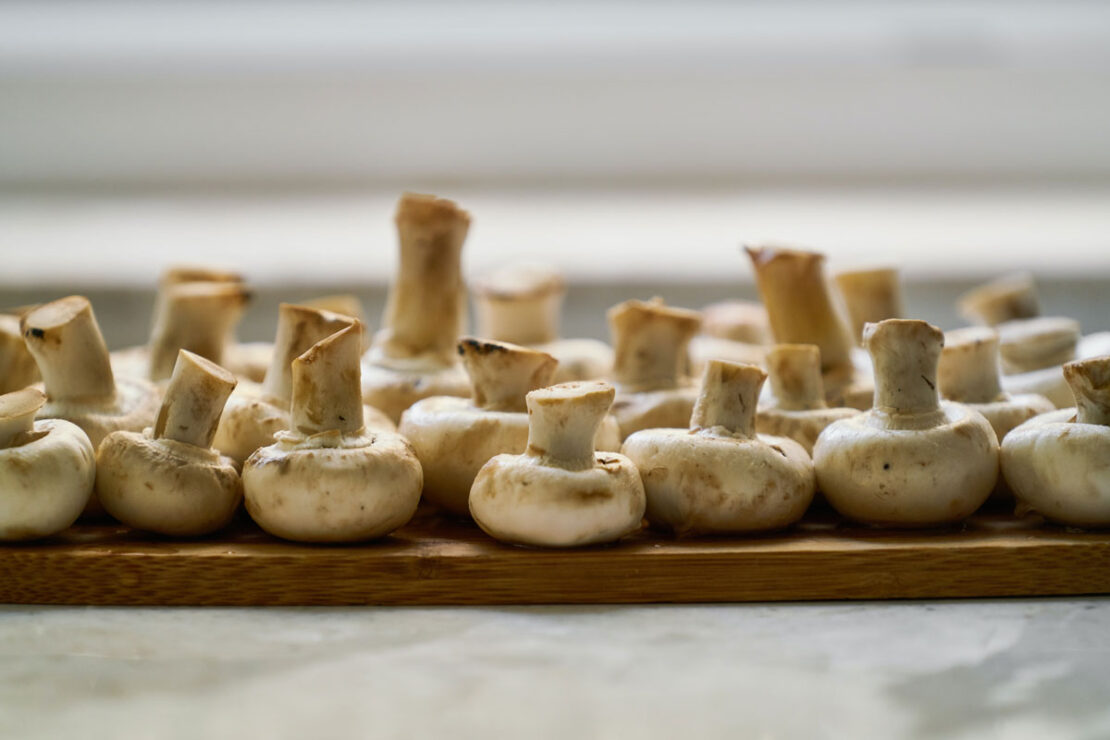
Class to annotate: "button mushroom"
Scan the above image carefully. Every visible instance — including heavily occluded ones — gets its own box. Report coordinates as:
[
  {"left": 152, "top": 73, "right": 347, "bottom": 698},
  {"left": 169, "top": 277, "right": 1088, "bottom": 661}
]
[
  {"left": 813, "top": 319, "right": 999, "bottom": 527},
  {"left": 362, "top": 193, "right": 472, "bottom": 423},
  {"left": 0, "top": 313, "right": 39, "bottom": 394},
  {"left": 0, "top": 388, "right": 95, "bottom": 540},
  {"left": 469, "top": 380, "right": 646, "bottom": 548},
  {"left": 996, "top": 317, "right": 1080, "bottom": 408},
  {"left": 96, "top": 351, "right": 243, "bottom": 536},
  {"left": 834, "top": 267, "right": 906, "bottom": 344},
  {"left": 244, "top": 324, "right": 423, "bottom": 542},
  {"left": 472, "top": 263, "right": 613, "bottom": 383},
  {"left": 687, "top": 299, "right": 769, "bottom": 375},
  {"left": 755, "top": 344, "right": 859, "bottom": 455},
  {"left": 1001, "top": 355, "right": 1110, "bottom": 526},
  {"left": 958, "top": 272, "right": 1040, "bottom": 327},
  {"left": 622, "top": 360, "right": 815, "bottom": 535},
  {"left": 608, "top": 298, "right": 702, "bottom": 440}
]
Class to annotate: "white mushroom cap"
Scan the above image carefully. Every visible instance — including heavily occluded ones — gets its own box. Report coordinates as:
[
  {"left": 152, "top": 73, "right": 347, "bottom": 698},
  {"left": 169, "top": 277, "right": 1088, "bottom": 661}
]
[
  {"left": 958, "top": 272, "right": 1040, "bottom": 327},
  {"left": 700, "top": 300, "right": 769, "bottom": 345},
  {"left": 244, "top": 324, "right": 422, "bottom": 542},
  {"left": 834, "top": 267, "right": 905, "bottom": 343},
  {"left": 0, "top": 388, "right": 95, "bottom": 540},
  {"left": 1001, "top": 356, "right": 1110, "bottom": 526},
  {"left": 608, "top": 298, "right": 702, "bottom": 439},
  {"left": 623, "top": 360, "right": 815, "bottom": 535},
  {"left": 756, "top": 344, "right": 859, "bottom": 454},
  {"left": 469, "top": 381, "right": 646, "bottom": 548},
  {"left": 96, "top": 351, "right": 243, "bottom": 536},
  {"left": 813, "top": 319, "right": 999, "bottom": 527}
]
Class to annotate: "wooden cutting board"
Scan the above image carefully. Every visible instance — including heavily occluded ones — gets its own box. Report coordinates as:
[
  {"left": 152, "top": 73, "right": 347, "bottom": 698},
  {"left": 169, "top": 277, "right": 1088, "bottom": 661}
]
[{"left": 3, "top": 504, "right": 1108, "bottom": 606}]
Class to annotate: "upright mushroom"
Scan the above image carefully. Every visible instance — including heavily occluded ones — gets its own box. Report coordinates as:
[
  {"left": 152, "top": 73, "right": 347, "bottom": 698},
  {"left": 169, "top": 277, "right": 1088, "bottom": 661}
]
[
  {"left": 470, "top": 381, "right": 646, "bottom": 548},
  {"left": 608, "top": 298, "right": 702, "bottom": 439},
  {"left": 0, "top": 388, "right": 95, "bottom": 540},
  {"left": 756, "top": 344, "right": 859, "bottom": 454},
  {"left": 996, "top": 317, "right": 1080, "bottom": 408},
  {"left": 0, "top": 313, "right": 39, "bottom": 394},
  {"left": 244, "top": 324, "right": 423, "bottom": 542},
  {"left": 958, "top": 273, "right": 1040, "bottom": 327},
  {"left": 96, "top": 351, "right": 243, "bottom": 536},
  {"left": 834, "top": 267, "right": 906, "bottom": 343},
  {"left": 1001, "top": 356, "right": 1110, "bottom": 526},
  {"left": 362, "top": 193, "right": 472, "bottom": 423},
  {"left": 623, "top": 360, "right": 815, "bottom": 535},
  {"left": 813, "top": 319, "right": 999, "bottom": 527},
  {"left": 472, "top": 263, "right": 613, "bottom": 383}
]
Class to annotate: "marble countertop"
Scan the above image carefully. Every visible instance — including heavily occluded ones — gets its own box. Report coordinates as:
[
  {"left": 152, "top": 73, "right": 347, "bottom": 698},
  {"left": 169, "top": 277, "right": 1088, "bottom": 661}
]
[{"left": 2, "top": 599, "right": 1107, "bottom": 739}]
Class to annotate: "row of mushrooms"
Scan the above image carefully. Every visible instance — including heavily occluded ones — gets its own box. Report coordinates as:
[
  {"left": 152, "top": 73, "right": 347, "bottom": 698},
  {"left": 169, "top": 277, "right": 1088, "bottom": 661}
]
[{"left": 2, "top": 192, "right": 1109, "bottom": 546}]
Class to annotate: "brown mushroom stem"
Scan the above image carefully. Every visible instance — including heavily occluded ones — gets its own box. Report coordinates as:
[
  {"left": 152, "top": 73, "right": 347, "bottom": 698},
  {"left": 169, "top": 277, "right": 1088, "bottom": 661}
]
[
  {"left": 745, "top": 245, "right": 854, "bottom": 372},
  {"left": 0, "top": 388, "right": 46, "bottom": 448},
  {"left": 526, "top": 382, "right": 613, "bottom": 472},
  {"left": 866, "top": 320, "right": 943, "bottom": 416},
  {"left": 609, "top": 299, "right": 701, "bottom": 392},
  {"left": 937, "top": 327, "right": 1004, "bottom": 404},
  {"left": 1063, "top": 357, "right": 1110, "bottom": 426},
  {"left": 290, "top": 324, "right": 365, "bottom": 436},
  {"left": 0, "top": 315, "right": 39, "bottom": 393},
  {"left": 835, "top": 268, "right": 905, "bottom": 342},
  {"left": 690, "top": 361, "right": 764, "bottom": 436},
  {"left": 374, "top": 193, "right": 470, "bottom": 366},
  {"left": 154, "top": 351, "right": 238, "bottom": 448},
  {"left": 765, "top": 344, "right": 828, "bottom": 411},
  {"left": 958, "top": 273, "right": 1040, "bottom": 326},
  {"left": 262, "top": 304, "right": 355, "bottom": 404},
  {"left": 148, "top": 282, "right": 250, "bottom": 381},
  {"left": 473, "top": 265, "right": 565, "bottom": 345},
  {"left": 457, "top": 338, "right": 557, "bottom": 413},
  {"left": 21, "top": 296, "right": 116, "bottom": 402}
]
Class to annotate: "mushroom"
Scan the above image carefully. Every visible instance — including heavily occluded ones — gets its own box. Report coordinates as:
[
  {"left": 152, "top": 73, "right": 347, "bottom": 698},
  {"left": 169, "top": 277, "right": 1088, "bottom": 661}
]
[
  {"left": 755, "top": 344, "right": 859, "bottom": 454},
  {"left": 813, "top": 319, "right": 999, "bottom": 527},
  {"left": 1001, "top": 355, "right": 1110, "bottom": 526},
  {"left": 687, "top": 299, "right": 768, "bottom": 376},
  {"left": 834, "top": 267, "right": 906, "bottom": 343},
  {"left": 472, "top": 263, "right": 613, "bottom": 383},
  {"left": 244, "top": 324, "right": 423, "bottom": 542},
  {"left": 0, "top": 314, "right": 39, "bottom": 394},
  {"left": 996, "top": 317, "right": 1080, "bottom": 408},
  {"left": 213, "top": 303, "right": 393, "bottom": 464},
  {"left": 0, "top": 388, "right": 95, "bottom": 540},
  {"left": 362, "top": 193, "right": 472, "bottom": 423},
  {"left": 622, "top": 360, "right": 815, "bottom": 535},
  {"left": 95, "top": 351, "right": 243, "bottom": 536},
  {"left": 469, "top": 380, "right": 646, "bottom": 547},
  {"left": 607, "top": 298, "right": 702, "bottom": 439},
  {"left": 958, "top": 273, "right": 1040, "bottom": 327},
  {"left": 745, "top": 244, "right": 873, "bottom": 409}
]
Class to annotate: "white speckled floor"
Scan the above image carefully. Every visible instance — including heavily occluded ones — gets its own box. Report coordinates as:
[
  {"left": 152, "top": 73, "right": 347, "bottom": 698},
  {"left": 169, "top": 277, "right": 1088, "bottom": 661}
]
[{"left": 1, "top": 600, "right": 1107, "bottom": 739}]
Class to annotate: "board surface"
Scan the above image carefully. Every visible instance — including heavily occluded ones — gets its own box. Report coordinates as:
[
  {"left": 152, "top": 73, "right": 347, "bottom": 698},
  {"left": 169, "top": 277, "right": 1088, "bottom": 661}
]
[{"left": 3, "top": 504, "right": 1109, "bottom": 606}]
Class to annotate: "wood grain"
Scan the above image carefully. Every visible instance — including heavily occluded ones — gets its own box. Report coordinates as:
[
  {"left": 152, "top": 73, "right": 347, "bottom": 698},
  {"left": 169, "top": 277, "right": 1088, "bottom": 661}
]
[{"left": 2, "top": 505, "right": 1108, "bottom": 606}]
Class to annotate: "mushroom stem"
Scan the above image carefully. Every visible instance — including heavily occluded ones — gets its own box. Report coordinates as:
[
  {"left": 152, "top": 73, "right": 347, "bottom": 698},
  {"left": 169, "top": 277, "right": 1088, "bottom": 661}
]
[
  {"left": 290, "top": 324, "right": 365, "bottom": 436},
  {"left": 525, "top": 381, "right": 613, "bottom": 471},
  {"left": 958, "top": 273, "right": 1040, "bottom": 326},
  {"left": 866, "top": 320, "right": 944, "bottom": 416},
  {"left": 473, "top": 264, "right": 565, "bottom": 345},
  {"left": 765, "top": 344, "right": 828, "bottom": 411},
  {"left": 262, "top": 304, "right": 356, "bottom": 404},
  {"left": 0, "top": 388, "right": 46, "bottom": 448},
  {"left": 1064, "top": 356, "right": 1110, "bottom": 426},
  {"left": 457, "top": 338, "right": 557, "bottom": 413},
  {"left": 21, "top": 296, "right": 116, "bottom": 402},
  {"left": 154, "top": 350, "right": 238, "bottom": 448},
  {"left": 374, "top": 193, "right": 470, "bottom": 366},
  {"left": 0, "top": 314, "right": 39, "bottom": 394},
  {"left": 608, "top": 299, "right": 701, "bottom": 392},
  {"left": 937, "top": 327, "right": 1004, "bottom": 403},
  {"left": 690, "top": 360, "right": 764, "bottom": 436},
  {"left": 745, "top": 245, "right": 853, "bottom": 373},
  {"left": 835, "top": 267, "right": 905, "bottom": 343},
  {"left": 148, "top": 282, "right": 250, "bottom": 381}
]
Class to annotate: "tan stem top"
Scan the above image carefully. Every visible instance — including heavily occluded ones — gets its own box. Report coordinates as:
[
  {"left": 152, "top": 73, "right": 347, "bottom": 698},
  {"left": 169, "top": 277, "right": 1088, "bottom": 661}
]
[
  {"left": 958, "top": 273, "right": 1040, "bottom": 327},
  {"left": 937, "top": 327, "right": 1004, "bottom": 403},
  {"left": 525, "top": 381, "right": 613, "bottom": 471},
  {"left": 458, "top": 338, "right": 557, "bottom": 413},
  {"left": 21, "top": 296, "right": 116, "bottom": 402},
  {"left": 148, "top": 282, "right": 250, "bottom": 381},
  {"left": 608, "top": 298, "right": 702, "bottom": 392},
  {"left": 835, "top": 267, "right": 905, "bottom": 343},
  {"left": 765, "top": 344, "right": 827, "bottom": 411},
  {"left": 290, "top": 324, "right": 365, "bottom": 436},
  {"left": 690, "top": 360, "right": 765, "bottom": 436},
  {"left": 374, "top": 193, "right": 470, "bottom": 366},
  {"left": 472, "top": 264, "right": 565, "bottom": 345},
  {"left": 0, "top": 387, "right": 46, "bottom": 448},
  {"left": 154, "top": 350, "right": 238, "bottom": 448},
  {"left": 1064, "top": 356, "right": 1110, "bottom": 426},
  {"left": 745, "top": 245, "right": 853, "bottom": 371},
  {"left": 866, "top": 319, "right": 943, "bottom": 416},
  {"left": 263, "top": 304, "right": 355, "bottom": 404}
]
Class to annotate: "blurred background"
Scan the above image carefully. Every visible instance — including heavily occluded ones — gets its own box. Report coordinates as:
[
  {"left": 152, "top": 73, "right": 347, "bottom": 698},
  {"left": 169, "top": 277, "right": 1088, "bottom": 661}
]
[{"left": 1, "top": 0, "right": 1109, "bottom": 345}]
